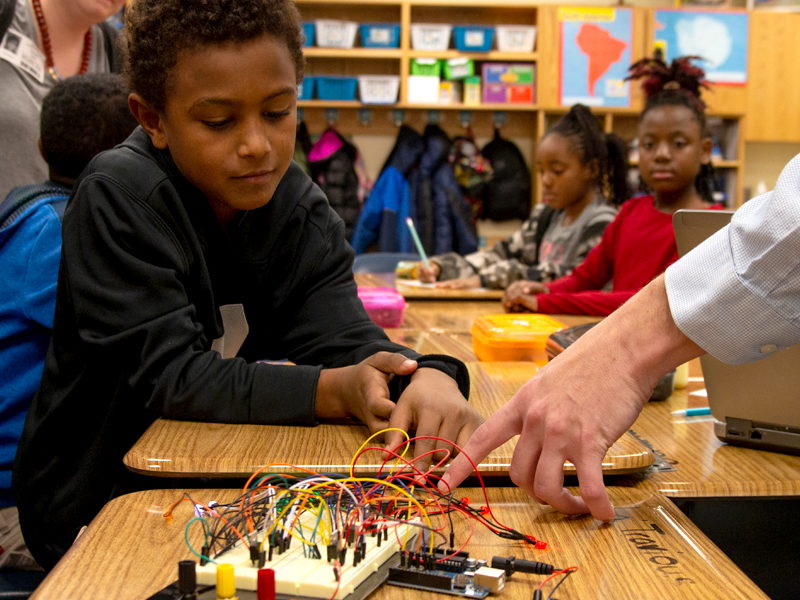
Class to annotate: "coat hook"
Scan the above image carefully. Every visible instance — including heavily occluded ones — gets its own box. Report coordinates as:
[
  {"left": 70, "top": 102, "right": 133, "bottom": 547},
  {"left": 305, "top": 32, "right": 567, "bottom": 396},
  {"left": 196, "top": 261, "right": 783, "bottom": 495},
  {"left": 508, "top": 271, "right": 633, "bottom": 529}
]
[
  {"left": 325, "top": 107, "right": 338, "bottom": 126},
  {"left": 492, "top": 111, "right": 507, "bottom": 129},
  {"left": 392, "top": 108, "right": 405, "bottom": 127},
  {"left": 358, "top": 108, "right": 372, "bottom": 126},
  {"left": 297, "top": 107, "right": 304, "bottom": 122},
  {"left": 427, "top": 110, "right": 440, "bottom": 125},
  {"left": 460, "top": 110, "right": 473, "bottom": 128}
]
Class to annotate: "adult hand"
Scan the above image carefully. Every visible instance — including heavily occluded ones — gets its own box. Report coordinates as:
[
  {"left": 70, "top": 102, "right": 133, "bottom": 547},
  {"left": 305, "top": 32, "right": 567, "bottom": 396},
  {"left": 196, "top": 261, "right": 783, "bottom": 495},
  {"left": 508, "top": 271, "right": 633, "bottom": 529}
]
[
  {"left": 440, "top": 276, "right": 704, "bottom": 521},
  {"left": 503, "top": 281, "right": 548, "bottom": 312},
  {"left": 385, "top": 368, "right": 483, "bottom": 473},
  {"left": 417, "top": 261, "right": 441, "bottom": 283},
  {"left": 436, "top": 275, "right": 482, "bottom": 290}
]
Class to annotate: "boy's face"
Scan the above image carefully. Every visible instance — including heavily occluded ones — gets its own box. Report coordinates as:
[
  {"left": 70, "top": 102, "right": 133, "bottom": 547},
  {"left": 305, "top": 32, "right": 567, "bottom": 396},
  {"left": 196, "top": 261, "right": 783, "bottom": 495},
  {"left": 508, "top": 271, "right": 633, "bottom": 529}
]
[{"left": 151, "top": 35, "right": 297, "bottom": 225}]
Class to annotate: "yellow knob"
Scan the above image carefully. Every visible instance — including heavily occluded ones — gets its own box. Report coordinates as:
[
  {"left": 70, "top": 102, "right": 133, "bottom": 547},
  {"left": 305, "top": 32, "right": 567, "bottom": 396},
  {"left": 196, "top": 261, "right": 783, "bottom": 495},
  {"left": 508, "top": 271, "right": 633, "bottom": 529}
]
[{"left": 216, "top": 563, "right": 236, "bottom": 599}]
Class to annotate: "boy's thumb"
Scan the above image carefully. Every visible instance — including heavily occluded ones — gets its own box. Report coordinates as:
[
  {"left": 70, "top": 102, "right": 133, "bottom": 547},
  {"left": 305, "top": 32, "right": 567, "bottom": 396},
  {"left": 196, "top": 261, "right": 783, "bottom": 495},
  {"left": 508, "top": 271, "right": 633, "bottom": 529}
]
[{"left": 368, "top": 352, "right": 418, "bottom": 376}]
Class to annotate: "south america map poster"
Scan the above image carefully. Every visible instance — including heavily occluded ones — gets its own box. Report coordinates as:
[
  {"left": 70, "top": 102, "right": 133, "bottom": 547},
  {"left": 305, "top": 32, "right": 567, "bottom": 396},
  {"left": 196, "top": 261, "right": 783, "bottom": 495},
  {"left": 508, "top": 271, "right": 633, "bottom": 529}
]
[{"left": 559, "top": 7, "right": 633, "bottom": 108}]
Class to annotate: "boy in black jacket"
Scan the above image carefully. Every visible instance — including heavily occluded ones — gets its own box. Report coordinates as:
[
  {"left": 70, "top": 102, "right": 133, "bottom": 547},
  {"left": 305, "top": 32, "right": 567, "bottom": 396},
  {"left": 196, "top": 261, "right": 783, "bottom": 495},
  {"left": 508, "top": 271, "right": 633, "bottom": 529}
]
[{"left": 13, "top": 0, "right": 481, "bottom": 570}]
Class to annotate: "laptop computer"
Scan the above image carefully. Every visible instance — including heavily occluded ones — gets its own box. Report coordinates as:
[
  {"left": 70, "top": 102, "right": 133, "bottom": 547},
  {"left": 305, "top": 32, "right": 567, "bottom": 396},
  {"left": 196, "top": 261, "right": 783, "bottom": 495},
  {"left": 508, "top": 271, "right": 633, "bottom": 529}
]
[{"left": 673, "top": 209, "right": 800, "bottom": 455}]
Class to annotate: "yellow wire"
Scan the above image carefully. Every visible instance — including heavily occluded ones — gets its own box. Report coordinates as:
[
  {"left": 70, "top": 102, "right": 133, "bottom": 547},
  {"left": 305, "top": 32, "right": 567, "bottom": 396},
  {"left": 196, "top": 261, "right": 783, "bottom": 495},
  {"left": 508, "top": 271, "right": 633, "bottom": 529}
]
[{"left": 350, "top": 428, "right": 411, "bottom": 478}]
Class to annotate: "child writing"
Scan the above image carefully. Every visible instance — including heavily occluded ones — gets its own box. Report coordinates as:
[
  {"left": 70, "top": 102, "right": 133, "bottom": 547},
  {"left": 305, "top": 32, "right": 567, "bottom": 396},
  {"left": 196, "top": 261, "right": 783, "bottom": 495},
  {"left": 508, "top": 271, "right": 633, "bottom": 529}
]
[
  {"left": 417, "top": 104, "right": 627, "bottom": 290},
  {"left": 504, "top": 56, "right": 723, "bottom": 316},
  {"left": 0, "top": 73, "right": 137, "bottom": 570},
  {"left": 12, "top": 0, "right": 481, "bottom": 570}
]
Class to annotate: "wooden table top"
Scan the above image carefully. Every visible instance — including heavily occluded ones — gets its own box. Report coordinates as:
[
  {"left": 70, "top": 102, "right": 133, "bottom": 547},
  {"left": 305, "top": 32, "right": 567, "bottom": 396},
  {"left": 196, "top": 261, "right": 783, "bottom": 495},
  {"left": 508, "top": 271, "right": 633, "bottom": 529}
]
[
  {"left": 32, "top": 486, "right": 768, "bottom": 600},
  {"left": 400, "top": 302, "right": 603, "bottom": 332},
  {"left": 124, "top": 363, "right": 653, "bottom": 479},
  {"left": 621, "top": 360, "right": 800, "bottom": 498}
]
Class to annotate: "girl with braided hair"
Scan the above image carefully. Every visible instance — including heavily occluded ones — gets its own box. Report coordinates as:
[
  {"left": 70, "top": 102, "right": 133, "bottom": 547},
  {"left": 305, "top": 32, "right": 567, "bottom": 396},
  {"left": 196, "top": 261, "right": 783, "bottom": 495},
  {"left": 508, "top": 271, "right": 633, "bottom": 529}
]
[
  {"left": 417, "top": 104, "right": 627, "bottom": 290},
  {"left": 503, "top": 55, "right": 723, "bottom": 316}
]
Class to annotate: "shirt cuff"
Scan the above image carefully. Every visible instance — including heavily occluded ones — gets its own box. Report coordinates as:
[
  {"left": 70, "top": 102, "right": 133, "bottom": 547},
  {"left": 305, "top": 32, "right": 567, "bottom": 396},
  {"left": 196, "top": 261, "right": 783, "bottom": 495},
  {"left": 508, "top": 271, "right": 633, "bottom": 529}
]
[{"left": 666, "top": 225, "right": 800, "bottom": 364}]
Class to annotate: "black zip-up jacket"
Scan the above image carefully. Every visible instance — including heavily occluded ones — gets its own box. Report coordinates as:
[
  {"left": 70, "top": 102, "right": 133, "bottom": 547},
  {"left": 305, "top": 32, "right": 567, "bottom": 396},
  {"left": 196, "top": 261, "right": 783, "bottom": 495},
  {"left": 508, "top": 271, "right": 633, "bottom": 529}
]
[{"left": 13, "top": 127, "right": 469, "bottom": 569}]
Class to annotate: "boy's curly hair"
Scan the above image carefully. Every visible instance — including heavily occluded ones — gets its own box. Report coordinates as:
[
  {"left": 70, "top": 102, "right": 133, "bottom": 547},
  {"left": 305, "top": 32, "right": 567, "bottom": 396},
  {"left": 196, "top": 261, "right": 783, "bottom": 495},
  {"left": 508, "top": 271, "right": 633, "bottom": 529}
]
[
  {"left": 121, "top": 0, "right": 305, "bottom": 110},
  {"left": 41, "top": 74, "right": 138, "bottom": 179}
]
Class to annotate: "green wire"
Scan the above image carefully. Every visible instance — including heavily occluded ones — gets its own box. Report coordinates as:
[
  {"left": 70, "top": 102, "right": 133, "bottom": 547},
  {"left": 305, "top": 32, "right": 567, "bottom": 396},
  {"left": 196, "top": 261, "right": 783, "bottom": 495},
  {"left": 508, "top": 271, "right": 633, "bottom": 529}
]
[{"left": 185, "top": 517, "right": 216, "bottom": 564}]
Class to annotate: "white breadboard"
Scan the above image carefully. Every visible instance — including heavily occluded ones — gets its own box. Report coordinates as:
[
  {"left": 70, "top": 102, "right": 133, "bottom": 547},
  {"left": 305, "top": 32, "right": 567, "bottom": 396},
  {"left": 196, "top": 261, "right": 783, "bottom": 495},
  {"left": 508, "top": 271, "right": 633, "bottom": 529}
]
[{"left": 196, "top": 514, "right": 418, "bottom": 599}]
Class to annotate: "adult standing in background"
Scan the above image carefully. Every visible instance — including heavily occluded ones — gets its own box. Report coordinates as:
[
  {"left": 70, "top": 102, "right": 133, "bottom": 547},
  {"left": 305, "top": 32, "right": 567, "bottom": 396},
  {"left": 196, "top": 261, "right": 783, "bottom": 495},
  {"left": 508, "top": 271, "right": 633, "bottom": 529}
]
[
  {"left": 0, "top": 0, "right": 125, "bottom": 200},
  {"left": 440, "top": 154, "right": 800, "bottom": 522}
]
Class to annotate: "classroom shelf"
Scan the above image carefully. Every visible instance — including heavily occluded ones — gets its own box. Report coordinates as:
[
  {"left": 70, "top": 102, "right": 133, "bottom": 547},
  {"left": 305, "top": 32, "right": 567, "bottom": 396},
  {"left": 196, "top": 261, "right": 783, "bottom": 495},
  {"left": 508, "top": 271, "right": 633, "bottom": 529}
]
[
  {"left": 408, "top": 50, "right": 539, "bottom": 61},
  {"left": 303, "top": 48, "right": 403, "bottom": 59},
  {"left": 629, "top": 159, "right": 742, "bottom": 169}
]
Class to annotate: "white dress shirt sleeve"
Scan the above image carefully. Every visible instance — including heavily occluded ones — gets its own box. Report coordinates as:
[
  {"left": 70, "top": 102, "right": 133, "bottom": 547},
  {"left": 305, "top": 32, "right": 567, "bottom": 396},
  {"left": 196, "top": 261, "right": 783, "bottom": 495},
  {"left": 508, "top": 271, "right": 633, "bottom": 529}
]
[{"left": 665, "top": 153, "right": 800, "bottom": 364}]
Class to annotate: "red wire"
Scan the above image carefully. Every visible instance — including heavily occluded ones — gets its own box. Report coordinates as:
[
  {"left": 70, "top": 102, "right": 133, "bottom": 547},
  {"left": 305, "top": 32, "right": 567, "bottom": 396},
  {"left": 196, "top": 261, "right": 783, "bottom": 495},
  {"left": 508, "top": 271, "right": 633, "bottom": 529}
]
[{"left": 537, "top": 566, "right": 578, "bottom": 590}]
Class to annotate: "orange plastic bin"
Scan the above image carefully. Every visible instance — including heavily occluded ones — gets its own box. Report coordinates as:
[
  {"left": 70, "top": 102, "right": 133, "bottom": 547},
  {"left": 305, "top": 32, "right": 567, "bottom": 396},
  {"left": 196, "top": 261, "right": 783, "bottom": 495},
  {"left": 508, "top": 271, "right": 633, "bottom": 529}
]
[{"left": 471, "top": 314, "right": 565, "bottom": 364}]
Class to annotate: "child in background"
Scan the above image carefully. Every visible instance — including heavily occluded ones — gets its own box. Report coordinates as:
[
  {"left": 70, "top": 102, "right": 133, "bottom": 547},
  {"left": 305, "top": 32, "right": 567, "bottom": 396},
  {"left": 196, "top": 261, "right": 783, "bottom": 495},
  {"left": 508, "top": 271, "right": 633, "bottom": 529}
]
[
  {"left": 417, "top": 104, "right": 628, "bottom": 290},
  {"left": 13, "top": 0, "right": 481, "bottom": 570},
  {"left": 504, "top": 56, "right": 723, "bottom": 316},
  {"left": 0, "top": 73, "right": 136, "bottom": 570}
]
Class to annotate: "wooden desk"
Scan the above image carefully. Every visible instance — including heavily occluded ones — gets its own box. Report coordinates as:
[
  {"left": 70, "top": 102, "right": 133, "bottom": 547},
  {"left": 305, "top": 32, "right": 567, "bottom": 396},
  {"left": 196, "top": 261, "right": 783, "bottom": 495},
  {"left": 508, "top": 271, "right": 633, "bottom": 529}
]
[
  {"left": 32, "top": 486, "right": 768, "bottom": 600},
  {"left": 124, "top": 363, "right": 653, "bottom": 478},
  {"left": 401, "top": 301, "right": 602, "bottom": 332},
  {"left": 622, "top": 361, "right": 800, "bottom": 498}
]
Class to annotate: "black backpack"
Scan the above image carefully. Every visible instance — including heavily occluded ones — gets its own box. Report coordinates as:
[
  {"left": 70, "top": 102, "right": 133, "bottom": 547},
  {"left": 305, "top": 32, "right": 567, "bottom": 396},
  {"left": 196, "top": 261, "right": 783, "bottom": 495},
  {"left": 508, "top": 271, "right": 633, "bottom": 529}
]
[{"left": 480, "top": 128, "right": 532, "bottom": 221}]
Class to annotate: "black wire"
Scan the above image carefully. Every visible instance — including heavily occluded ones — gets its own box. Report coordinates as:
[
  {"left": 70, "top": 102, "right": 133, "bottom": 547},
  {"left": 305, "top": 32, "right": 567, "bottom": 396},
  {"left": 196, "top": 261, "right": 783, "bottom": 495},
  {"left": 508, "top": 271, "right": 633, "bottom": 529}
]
[{"left": 546, "top": 569, "right": 575, "bottom": 600}]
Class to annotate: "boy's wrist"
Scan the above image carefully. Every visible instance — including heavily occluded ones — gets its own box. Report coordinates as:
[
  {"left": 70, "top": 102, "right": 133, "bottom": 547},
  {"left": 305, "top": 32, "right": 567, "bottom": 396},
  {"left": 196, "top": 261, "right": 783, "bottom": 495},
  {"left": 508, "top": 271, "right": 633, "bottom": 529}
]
[{"left": 315, "top": 368, "right": 349, "bottom": 419}]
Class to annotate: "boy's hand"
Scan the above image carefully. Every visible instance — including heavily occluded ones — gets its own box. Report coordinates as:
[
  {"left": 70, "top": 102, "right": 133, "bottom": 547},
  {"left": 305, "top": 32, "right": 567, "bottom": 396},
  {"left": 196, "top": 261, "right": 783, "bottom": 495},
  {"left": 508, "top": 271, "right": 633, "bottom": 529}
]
[
  {"left": 316, "top": 352, "right": 417, "bottom": 433},
  {"left": 385, "top": 368, "right": 483, "bottom": 473},
  {"left": 436, "top": 275, "right": 481, "bottom": 290},
  {"left": 503, "top": 281, "right": 549, "bottom": 312},
  {"left": 417, "top": 262, "right": 441, "bottom": 283}
]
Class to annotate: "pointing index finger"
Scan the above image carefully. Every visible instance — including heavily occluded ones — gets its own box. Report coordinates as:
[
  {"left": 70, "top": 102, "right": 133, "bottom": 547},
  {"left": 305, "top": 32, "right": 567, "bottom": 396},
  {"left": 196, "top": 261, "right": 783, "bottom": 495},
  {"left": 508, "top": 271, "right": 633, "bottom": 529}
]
[{"left": 439, "top": 403, "right": 522, "bottom": 492}]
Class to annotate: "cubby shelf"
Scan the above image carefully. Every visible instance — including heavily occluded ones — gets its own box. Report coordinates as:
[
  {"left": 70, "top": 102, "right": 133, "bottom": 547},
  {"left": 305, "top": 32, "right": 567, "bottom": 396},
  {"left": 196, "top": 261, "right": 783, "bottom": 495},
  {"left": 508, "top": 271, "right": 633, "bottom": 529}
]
[{"left": 295, "top": 1, "right": 748, "bottom": 207}]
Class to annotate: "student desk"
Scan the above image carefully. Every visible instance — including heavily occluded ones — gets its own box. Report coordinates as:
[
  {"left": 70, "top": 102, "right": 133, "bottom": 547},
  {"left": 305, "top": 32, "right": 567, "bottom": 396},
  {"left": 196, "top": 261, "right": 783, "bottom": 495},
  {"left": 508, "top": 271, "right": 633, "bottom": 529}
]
[
  {"left": 31, "top": 487, "right": 768, "bottom": 600},
  {"left": 123, "top": 362, "right": 654, "bottom": 478}
]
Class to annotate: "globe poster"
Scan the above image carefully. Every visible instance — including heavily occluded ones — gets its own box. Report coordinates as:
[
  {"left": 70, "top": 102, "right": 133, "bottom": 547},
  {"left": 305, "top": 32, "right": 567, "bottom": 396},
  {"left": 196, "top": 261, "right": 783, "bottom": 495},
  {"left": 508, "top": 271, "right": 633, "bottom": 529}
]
[
  {"left": 559, "top": 7, "right": 633, "bottom": 108},
  {"left": 654, "top": 10, "right": 749, "bottom": 85}
]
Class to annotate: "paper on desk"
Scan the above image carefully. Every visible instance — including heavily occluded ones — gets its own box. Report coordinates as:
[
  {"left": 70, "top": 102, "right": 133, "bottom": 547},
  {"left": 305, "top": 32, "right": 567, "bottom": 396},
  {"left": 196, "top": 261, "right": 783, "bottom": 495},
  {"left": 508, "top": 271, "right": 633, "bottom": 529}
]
[
  {"left": 689, "top": 388, "right": 708, "bottom": 397},
  {"left": 395, "top": 280, "right": 490, "bottom": 291},
  {"left": 395, "top": 280, "right": 436, "bottom": 289}
]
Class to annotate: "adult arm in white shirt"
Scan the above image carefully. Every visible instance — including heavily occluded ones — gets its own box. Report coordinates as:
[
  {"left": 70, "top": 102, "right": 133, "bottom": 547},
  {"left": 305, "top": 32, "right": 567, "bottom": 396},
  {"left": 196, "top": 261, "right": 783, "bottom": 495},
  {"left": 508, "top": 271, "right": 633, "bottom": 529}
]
[{"left": 440, "top": 154, "right": 800, "bottom": 521}]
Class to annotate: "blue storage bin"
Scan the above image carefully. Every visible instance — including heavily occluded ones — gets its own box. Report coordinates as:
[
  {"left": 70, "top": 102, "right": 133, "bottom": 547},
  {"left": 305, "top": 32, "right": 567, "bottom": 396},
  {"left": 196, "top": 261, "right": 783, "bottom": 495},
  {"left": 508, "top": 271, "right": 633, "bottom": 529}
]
[
  {"left": 454, "top": 25, "right": 494, "bottom": 52},
  {"left": 316, "top": 76, "right": 358, "bottom": 101},
  {"left": 297, "top": 76, "right": 315, "bottom": 100},
  {"left": 302, "top": 22, "right": 315, "bottom": 47},
  {"left": 360, "top": 23, "right": 400, "bottom": 48}
]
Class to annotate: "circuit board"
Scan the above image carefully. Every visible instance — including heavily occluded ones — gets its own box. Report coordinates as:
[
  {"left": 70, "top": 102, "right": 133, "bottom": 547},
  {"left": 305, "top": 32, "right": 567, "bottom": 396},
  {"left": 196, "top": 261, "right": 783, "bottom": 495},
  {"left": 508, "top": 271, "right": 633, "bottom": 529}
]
[{"left": 387, "top": 567, "right": 490, "bottom": 598}]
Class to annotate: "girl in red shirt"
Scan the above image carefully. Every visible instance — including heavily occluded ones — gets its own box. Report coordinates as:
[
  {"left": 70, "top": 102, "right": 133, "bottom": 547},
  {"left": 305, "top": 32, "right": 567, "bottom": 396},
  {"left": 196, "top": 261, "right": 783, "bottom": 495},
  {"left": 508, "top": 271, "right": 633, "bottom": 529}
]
[{"left": 504, "top": 56, "right": 724, "bottom": 316}]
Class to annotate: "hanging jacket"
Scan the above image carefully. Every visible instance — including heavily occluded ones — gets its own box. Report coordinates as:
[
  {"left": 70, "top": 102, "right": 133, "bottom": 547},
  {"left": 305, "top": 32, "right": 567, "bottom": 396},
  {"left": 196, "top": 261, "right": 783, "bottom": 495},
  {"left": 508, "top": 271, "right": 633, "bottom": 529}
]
[
  {"left": 351, "top": 125, "right": 424, "bottom": 253},
  {"left": 412, "top": 125, "right": 478, "bottom": 256},
  {"left": 351, "top": 125, "right": 478, "bottom": 256},
  {"left": 308, "top": 128, "right": 361, "bottom": 241}
]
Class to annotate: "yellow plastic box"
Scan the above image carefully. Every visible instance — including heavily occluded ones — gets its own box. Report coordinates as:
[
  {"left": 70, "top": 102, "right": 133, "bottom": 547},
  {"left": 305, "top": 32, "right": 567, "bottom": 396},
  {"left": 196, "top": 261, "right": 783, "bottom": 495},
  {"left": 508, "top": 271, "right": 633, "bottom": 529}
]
[{"left": 472, "top": 314, "right": 565, "bottom": 364}]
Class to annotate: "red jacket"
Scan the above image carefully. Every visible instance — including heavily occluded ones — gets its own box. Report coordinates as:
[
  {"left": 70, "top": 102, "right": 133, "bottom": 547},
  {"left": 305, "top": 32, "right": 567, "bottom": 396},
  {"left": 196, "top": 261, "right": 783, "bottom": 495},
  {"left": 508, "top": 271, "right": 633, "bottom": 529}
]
[{"left": 536, "top": 195, "right": 723, "bottom": 316}]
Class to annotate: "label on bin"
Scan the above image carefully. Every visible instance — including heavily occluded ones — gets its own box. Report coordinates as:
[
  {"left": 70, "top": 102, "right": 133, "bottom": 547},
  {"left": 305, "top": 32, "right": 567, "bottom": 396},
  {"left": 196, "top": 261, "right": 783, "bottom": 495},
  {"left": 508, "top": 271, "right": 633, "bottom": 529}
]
[
  {"left": 369, "top": 29, "right": 390, "bottom": 44},
  {"left": 465, "top": 31, "right": 485, "bottom": 47}
]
